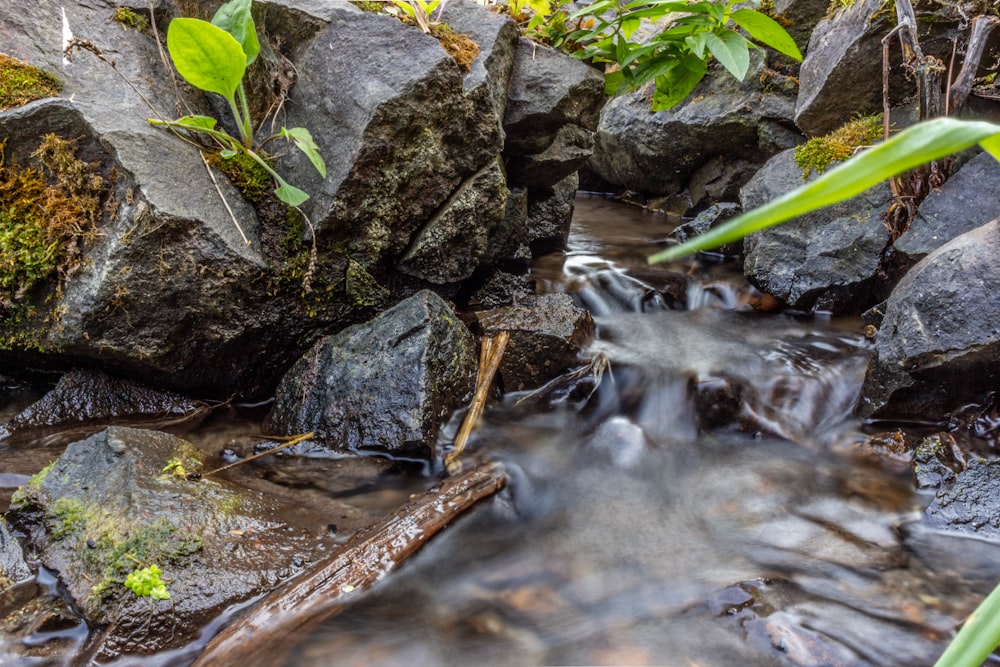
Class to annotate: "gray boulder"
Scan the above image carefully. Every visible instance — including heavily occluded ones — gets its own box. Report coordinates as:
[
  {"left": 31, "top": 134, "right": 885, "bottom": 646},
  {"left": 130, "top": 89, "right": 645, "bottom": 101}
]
[
  {"left": 860, "top": 220, "right": 1000, "bottom": 418},
  {"left": 0, "top": 518, "right": 31, "bottom": 592},
  {"left": 6, "top": 426, "right": 324, "bottom": 660},
  {"left": 895, "top": 151, "right": 1000, "bottom": 268},
  {"left": 266, "top": 290, "right": 476, "bottom": 458},
  {"left": 923, "top": 456, "right": 1000, "bottom": 541},
  {"left": 741, "top": 148, "right": 892, "bottom": 313},
  {"left": 589, "top": 54, "right": 800, "bottom": 198},
  {"left": 526, "top": 173, "right": 579, "bottom": 253}
]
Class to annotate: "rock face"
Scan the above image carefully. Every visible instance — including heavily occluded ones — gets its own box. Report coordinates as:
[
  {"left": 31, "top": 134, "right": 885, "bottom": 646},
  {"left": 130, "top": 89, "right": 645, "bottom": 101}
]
[
  {"left": 923, "top": 456, "right": 1000, "bottom": 541},
  {"left": 6, "top": 426, "right": 323, "bottom": 660},
  {"left": 266, "top": 291, "right": 477, "bottom": 458},
  {"left": 741, "top": 149, "right": 892, "bottom": 313},
  {"left": 0, "top": 0, "right": 605, "bottom": 397},
  {"left": 589, "top": 54, "right": 800, "bottom": 200},
  {"left": 894, "top": 151, "right": 1000, "bottom": 268},
  {"left": 860, "top": 220, "right": 1000, "bottom": 419},
  {"left": 476, "top": 293, "right": 594, "bottom": 391}
]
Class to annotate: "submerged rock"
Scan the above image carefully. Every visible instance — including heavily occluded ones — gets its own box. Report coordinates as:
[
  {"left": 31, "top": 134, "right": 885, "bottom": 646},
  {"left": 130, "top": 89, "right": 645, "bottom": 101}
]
[
  {"left": 266, "top": 290, "right": 476, "bottom": 458},
  {"left": 476, "top": 293, "right": 595, "bottom": 391},
  {"left": 741, "top": 148, "right": 892, "bottom": 313},
  {"left": 0, "top": 369, "right": 204, "bottom": 442},
  {"left": 860, "top": 220, "right": 1000, "bottom": 419},
  {"left": 6, "top": 426, "right": 323, "bottom": 660}
]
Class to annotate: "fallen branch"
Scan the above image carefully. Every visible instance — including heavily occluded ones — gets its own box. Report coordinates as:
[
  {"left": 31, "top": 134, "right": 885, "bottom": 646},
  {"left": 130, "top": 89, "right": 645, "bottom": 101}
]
[
  {"left": 446, "top": 331, "right": 510, "bottom": 473},
  {"left": 192, "top": 459, "right": 508, "bottom": 667}
]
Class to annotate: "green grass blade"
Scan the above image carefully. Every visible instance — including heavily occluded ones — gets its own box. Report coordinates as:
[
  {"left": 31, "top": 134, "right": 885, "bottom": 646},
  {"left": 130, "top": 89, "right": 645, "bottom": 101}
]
[
  {"left": 648, "top": 117, "right": 1000, "bottom": 264},
  {"left": 935, "top": 580, "right": 1000, "bottom": 667}
]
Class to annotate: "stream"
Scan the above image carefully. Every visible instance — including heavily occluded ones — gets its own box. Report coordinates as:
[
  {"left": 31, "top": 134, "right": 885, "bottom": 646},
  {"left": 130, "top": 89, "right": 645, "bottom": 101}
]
[{"left": 2, "top": 195, "right": 998, "bottom": 666}]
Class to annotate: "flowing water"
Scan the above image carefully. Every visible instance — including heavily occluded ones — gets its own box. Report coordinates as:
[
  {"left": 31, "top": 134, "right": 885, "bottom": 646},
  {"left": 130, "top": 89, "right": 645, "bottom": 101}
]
[{"left": 2, "top": 195, "right": 999, "bottom": 666}]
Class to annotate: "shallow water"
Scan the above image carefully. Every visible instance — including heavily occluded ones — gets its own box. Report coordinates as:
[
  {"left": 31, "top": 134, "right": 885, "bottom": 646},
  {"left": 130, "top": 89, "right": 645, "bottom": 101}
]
[{"left": 3, "top": 195, "right": 999, "bottom": 666}]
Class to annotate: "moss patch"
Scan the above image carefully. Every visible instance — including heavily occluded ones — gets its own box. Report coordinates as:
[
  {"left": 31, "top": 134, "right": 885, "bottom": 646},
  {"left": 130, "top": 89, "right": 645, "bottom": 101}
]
[
  {"left": 794, "top": 114, "right": 883, "bottom": 178},
  {"left": 431, "top": 24, "right": 480, "bottom": 72},
  {"left": 0, "top": 53, "right": 61, "bottom": 111},
  {"left": 111, "top": 7, "right": 149, "bottom": 31},
  {"left": 0, "top": 135, "right": 107, "bottom": 322},
  {"left": 205, "top": 150, "right": 273, "bottom": 207}
]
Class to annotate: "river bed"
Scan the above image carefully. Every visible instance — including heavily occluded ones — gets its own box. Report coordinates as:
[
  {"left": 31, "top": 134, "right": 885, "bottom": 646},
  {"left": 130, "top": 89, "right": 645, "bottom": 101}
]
[{"left": 2, "top": 195, "right": 997, "bottom": 666}]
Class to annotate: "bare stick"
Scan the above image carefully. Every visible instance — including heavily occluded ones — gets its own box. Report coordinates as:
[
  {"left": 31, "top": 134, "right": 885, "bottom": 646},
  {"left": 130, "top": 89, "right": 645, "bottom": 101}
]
[
  {"left": 446, "top": 331, "right": 510, "bottom": 473},
  {"left": 191, "top": 460, "right": 508, "bottom": 667},
  {"left": 201, "top": 432, "right": 314, "bottom": 477},
  {"left": 948, "top": 15, "right": 1000, "bottom": 117}
]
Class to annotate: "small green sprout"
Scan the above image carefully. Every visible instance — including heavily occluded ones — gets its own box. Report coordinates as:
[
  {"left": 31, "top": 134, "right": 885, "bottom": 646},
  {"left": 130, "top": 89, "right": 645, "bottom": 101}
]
[{"left": 124, "top": 564, "right": 170, "bottom": 600}]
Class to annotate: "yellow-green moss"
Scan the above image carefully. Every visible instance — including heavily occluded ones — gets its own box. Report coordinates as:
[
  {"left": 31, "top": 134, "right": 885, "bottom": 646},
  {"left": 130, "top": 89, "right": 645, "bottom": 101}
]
[
  {"left": 0, "top": 135, "right": 106, "bottom": 317},
  {"left": 431, "top": 24, "right": 480, "bottom": 72},
  {"left": 10, "top": 461, "right": 55, "bottom": 508},
  {"left": 205, "top": 150, "right": 274, "bottom": 206},
  {"left": 111, "top": 7, "right": 150, "bottom": 32},
  {"left": 794, "top": 114, "right": 883, "bottom": 178},
  {"left": 0, "top": 53, "right": 61, "bottom": 110}
]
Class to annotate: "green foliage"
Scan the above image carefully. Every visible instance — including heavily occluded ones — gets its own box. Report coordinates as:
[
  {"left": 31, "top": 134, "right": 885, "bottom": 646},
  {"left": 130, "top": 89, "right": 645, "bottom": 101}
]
[
  {"left": 648, "top": 117, "right": 1000, "bottom": 261},
  {"left": 0, "top": 53, "right": 61, "bottom": 110},
  {"left": 393, "top": 0, "right": 442, "bottom": 33},
  {"left": 151, "top": 0, "right": 325, "bottom": 207},
  {"left": 124, "top": 564, "right": 170, "bottom": 600},
  {"left": 794, "top": 114, "right": 883, "bottom": 177},
  {"left": 568, "top": 0, "right": 802, "bottom": 110}
]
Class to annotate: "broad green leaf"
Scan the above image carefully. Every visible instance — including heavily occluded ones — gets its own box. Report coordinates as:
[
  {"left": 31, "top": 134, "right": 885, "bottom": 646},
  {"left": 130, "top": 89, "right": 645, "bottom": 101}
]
[
  {"left": 982, "top": 133, "right": 1000, "bottom": 161},
  {"left": 569, "top": 0, "right": 614, "bottom": 20},
  {"left": 394, "top": 1, "right": 416, "bottom": 18},
  {"left": 648, "top": 117, "right": 1000, "bottom": 263},
  {"left": 604, "top": 69, "right": 627, "bottom": 95},
  {"left": 731, "top": 9, "right": 802, "bottom": 61},
  {"left": 686, "top": 33, "right": 709, "bottom": 59},
  {"left": 212, "top": 0, "right": 260, "bottom": 66},
  {"left": 280, "top": 127, "right": 327, "bottom": 178},
  {"left": 167, "top": 18, "right": 246, "bottom": 99},
  {"left": 621, "top": 17, "right": 641, "bottom": 40},
  {"left": 704, "top": 30, "right": 750, "bottom": 80},
  {"left": 621, "top": 43, "right": 664, "bottom": 67},
  {"left": 528, "top": 0, "right": 552, "bottom": 16},
  {"left": 275, "top": 179, "right": 310, "bottom": 207},
  {"left": 174, "top": 115, "right": 218, "bottom": 131},
  {"left": 219, "top": 148, "right": 238, "bottom": 158},
  {"left": 934, "top": 580, "right": 1000, "bottom": 667},
  {"left": 651, "top": 58, "right": 706, "bottom": 110}
]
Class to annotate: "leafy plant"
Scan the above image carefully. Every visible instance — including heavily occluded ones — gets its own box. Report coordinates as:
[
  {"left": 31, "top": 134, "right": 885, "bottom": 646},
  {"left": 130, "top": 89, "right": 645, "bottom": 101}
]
[
  {"left": 393, "top": 0, "right": 443, "bottom": 33},
  {"left": 148, "top": 0, "right": 325, "bottom": 206},
  {"left": 647, "top": 117, "right": 1000, "bottom": 263},
  {"left": 124, "top": 564, "right": 170, "bottom": 600},
  {"left": 568, "top": 0, "right": 802, "bottom": 110}
]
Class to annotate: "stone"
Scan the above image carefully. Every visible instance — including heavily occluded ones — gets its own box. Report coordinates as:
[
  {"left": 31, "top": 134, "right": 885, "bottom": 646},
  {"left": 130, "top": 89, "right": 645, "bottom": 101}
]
[
  {"left": 669, "top": 202, "right": 743, "bottom": 257},
  {"left": 895, "top": 151, "right": 1000, "bottom": 268},
  {"left": 923, "top": 457, "right": 1000, "bottom": 541},
  {"left": 589, "top": 54, "right": 799, "bottom": 197},
  {"left": 860, "top": 220, "right": 1000, "bottom": 419},
  {"left": 0, "top": 518, "right": 31, "bottom": 591},
  {"left": 526, "top": 173, "right": 579, "bottom": 253},
  {"left": 741, "top": 148, "right": 892, "bottom": 313},
  {"left": 476, "top": 293, "right": 595, "bottom": 391},
  {"left": 266, "top": 291, "right": 477, "bottom": 458},
  {"left": 6, "top": 426, "right": 324, "bottom": 660}
]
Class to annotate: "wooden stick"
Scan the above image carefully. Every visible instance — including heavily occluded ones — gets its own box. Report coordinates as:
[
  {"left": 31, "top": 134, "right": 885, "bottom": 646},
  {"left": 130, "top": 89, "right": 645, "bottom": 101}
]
[
  {"left": 191, "top": 460, "right": 508, "bottom": 667},
  {"left": 446, "top": 331, "right": 510, "bottom": 473}
]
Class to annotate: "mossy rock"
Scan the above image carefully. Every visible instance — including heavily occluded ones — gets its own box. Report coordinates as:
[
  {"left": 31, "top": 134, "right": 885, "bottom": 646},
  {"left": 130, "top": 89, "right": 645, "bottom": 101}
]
[{"left": 0, "top": 53, "right": 60, "bottom": 111}]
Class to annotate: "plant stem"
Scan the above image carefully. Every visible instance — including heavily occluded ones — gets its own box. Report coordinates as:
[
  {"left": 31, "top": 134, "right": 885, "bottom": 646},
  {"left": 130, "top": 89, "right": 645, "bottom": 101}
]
[{"left": 236, "top": 83, "right": 254, "bottom": 147}]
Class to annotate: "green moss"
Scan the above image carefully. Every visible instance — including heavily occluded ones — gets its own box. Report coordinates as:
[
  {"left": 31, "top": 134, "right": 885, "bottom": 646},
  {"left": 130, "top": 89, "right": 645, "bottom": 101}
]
[
  {"left": 0, "top": 135, "right": 108, "bottom": 347},
  {"left": 10, "top": 461, "right": 55, "bottom": 508},
  {"left": 346, "top": 258, "right": 388, "bottom": 308},
  {"left": 794, "top": 114, "right": 883, "bottom": 178},
  {"left": 111, "top": 7, "right": 149, "bottom": 31},
  {"left": 0, "top": 53, "right": 61, "bottom": 110},
  {"left": 350, "top": 0, "right": 385, "bottom": 11},
  {"left": 47, "top": 498, "right": 90, "bottom": 538},
  {"left": 205, "top": 150, "right": 274, "bottom": 206}
]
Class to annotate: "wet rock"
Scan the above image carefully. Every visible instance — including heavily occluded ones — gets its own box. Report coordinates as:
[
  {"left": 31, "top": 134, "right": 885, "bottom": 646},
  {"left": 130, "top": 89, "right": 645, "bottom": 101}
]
[
  {"left": 769, "top": 0, "right": 836, "bottom": 50},
  {"left": 590, "top": 54, "right": 800, "bottom": 198},
  {"left": 6, "top": 426, "right": 322, "bottom": 660},
  {"left": 464, "top": 270, "right": 535, "bottom": 311},
  {"left": 895, "top": 151, "right": 1000, "bottom": 268},
  {"left": 860, "top": 220, "right": 1000, "bottom": 419},
  {"left": 913, "top": 433, "right": 965, "bottom": 490},
  {"left": 741, "top": 148, "right": 892, "bottom": 313},
  {"left": 669, "top": 203, "right": 743, "bottom": 257},
  {"left": 923, "top": 457, "right": 1000, "bottom": 540},
  {"left": 526, "top": 173, "right": 579, "bottom": 254},
  {"left": 266, "top": 291, "right": 477, "bottom": 458},
  {"left": 687, "top": 158, "right": 758, "bottom": 211},
  {"left": 398, "top": 160, "right": 511, "bottom": 284},
  {"left": 0, "top": 518, "right": 31, "bottom": 591},
  {"left": 502, "top": 40, "right": 606, "bottom": 190},
  {"left": 0, "top": 369, "right": 204, "bottom": 441},
  {"left": 476, "top": 293, "right": 594, "bottom": 391}
]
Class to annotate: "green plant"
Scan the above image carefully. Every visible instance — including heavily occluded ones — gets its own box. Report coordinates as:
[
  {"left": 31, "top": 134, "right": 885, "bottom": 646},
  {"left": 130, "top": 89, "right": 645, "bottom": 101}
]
[
  {"left": 148, "top": 0, "right": 325, "bottom": 206},
  {"left": 111, "top": 7, "right": 149, "bottom": 32},
  {"left": 648, "top": 117, "right": 1000, "bottom": 262},
  {"left": 568, "top": 0, "right": 802, "bottom": 110},
  {"left": 124, "top": 564, "right": 170, "bottom": 600},
  {"left": 393, "top": 0, "right": 443, "bottom": 33}
]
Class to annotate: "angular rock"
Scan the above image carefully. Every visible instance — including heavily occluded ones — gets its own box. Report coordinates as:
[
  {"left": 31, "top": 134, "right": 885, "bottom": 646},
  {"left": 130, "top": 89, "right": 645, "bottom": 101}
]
[
  {"left": 895, "top": 151, "right": 1000, "bottom": 268},
  {"left": 0, "top": 518, "right": 31, "bottom": 591},
  {"left": 770, "top": 0, "right": 838, "bottom": 50},
  {"left": 923, "top": 457, "right": 1000, "bottom": 540},
  {"left": 266, "top": 291, "right": 476, "bottom": 458},
  {"left": 860, "top": 220, "right": 1000, "bottom": 418},
  {"left": 526, "top": 173, "right": 579, "bottom": 254},
  {"left": 741, "top": 148, "right": 892, "bottom": 313},
  {"left": 669, "top": 202, "right": 743, "bottom": 257},
  {"left": 476, "top": 293, "right": 594, "bottom": 391},
  {"left": 590, "top": 55, "right": 800, "bottom": 197},
  {"left": 6, "top": 426, "right": 323, "bottom": 660},
  {"left": 0, "top": 369, "right": 204, "bottom": 441},
  {"left": 503, "top": 40, "right": 606, "bottom": 189},
  {"left": 398, "top": 160, "right": 511, "bottom": 284}
]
